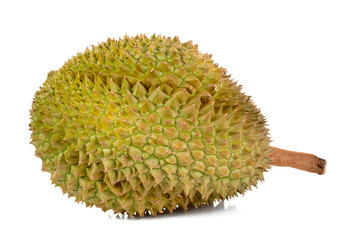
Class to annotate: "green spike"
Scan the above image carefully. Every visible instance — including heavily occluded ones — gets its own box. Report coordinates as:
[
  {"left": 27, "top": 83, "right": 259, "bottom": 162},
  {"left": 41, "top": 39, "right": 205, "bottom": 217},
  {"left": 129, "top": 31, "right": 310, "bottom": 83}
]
[{"left": 131, "top": 81, "right": 147, "bottom": 100}]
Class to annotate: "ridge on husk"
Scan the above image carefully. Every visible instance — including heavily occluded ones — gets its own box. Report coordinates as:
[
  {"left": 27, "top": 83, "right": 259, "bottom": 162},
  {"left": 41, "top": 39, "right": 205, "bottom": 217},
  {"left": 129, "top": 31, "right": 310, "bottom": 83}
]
[{"left": 30, "top": 34, "right": 271, "bottom": 216}]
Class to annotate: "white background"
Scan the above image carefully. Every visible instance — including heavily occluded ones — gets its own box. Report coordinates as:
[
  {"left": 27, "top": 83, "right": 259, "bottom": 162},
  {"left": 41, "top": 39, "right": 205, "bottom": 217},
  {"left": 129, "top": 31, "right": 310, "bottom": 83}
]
[{"left": 1, "top": 0, "right": 347, "bottom": 239}]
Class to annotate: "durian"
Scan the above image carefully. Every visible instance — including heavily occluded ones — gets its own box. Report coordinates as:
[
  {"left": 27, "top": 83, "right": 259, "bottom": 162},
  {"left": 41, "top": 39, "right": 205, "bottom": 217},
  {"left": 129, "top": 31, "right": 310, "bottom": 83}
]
[{"left": 30, "top": 34, "right": 326, "bottom": 216}]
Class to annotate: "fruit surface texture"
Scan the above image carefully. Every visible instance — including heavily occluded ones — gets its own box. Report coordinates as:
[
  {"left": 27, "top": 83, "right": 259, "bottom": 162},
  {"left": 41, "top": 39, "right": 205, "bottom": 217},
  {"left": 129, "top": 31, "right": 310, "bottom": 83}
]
[{"left": 30, "top": 34, "right": 271, "bottom": 216}]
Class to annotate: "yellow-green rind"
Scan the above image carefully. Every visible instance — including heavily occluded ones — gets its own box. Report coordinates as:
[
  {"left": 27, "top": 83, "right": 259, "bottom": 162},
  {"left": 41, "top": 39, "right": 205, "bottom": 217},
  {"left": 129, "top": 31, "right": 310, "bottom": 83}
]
[{"left": 30, "top": 34, "right": 271, "bottom": 216}]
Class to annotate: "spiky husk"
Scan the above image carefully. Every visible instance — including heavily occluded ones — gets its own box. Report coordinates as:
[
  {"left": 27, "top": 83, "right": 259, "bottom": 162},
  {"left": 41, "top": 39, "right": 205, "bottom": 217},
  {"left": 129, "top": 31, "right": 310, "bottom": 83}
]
[{"left": 30, "top": 34, "right": 271, "bottom": 216}]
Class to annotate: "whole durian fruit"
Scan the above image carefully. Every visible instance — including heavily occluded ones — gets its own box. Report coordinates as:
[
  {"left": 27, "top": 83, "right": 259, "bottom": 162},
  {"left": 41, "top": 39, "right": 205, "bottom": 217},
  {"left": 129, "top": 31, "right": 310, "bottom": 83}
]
[{"left": 30, "top": 34, "right": 326, "bottom": 216}]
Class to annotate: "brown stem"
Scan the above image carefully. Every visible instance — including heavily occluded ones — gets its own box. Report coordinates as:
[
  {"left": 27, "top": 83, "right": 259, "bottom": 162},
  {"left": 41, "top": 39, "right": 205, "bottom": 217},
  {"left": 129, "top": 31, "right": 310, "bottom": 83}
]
[{"left": 268, "top": 146, "right": 326, "bottom": 175}]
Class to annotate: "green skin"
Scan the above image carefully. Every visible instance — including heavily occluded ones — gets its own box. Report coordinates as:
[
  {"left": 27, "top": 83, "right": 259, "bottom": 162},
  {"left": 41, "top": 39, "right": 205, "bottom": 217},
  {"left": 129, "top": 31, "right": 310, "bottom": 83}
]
[{"left": 30, "top": 34, "right": 271, "bottom": 216}]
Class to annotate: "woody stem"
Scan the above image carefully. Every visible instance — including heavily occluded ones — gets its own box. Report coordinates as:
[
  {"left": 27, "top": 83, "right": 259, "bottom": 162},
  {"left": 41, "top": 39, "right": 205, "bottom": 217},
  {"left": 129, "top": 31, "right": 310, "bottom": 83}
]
[{"left": 268, "top": 146, "right": 326, "bottom": 175}]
